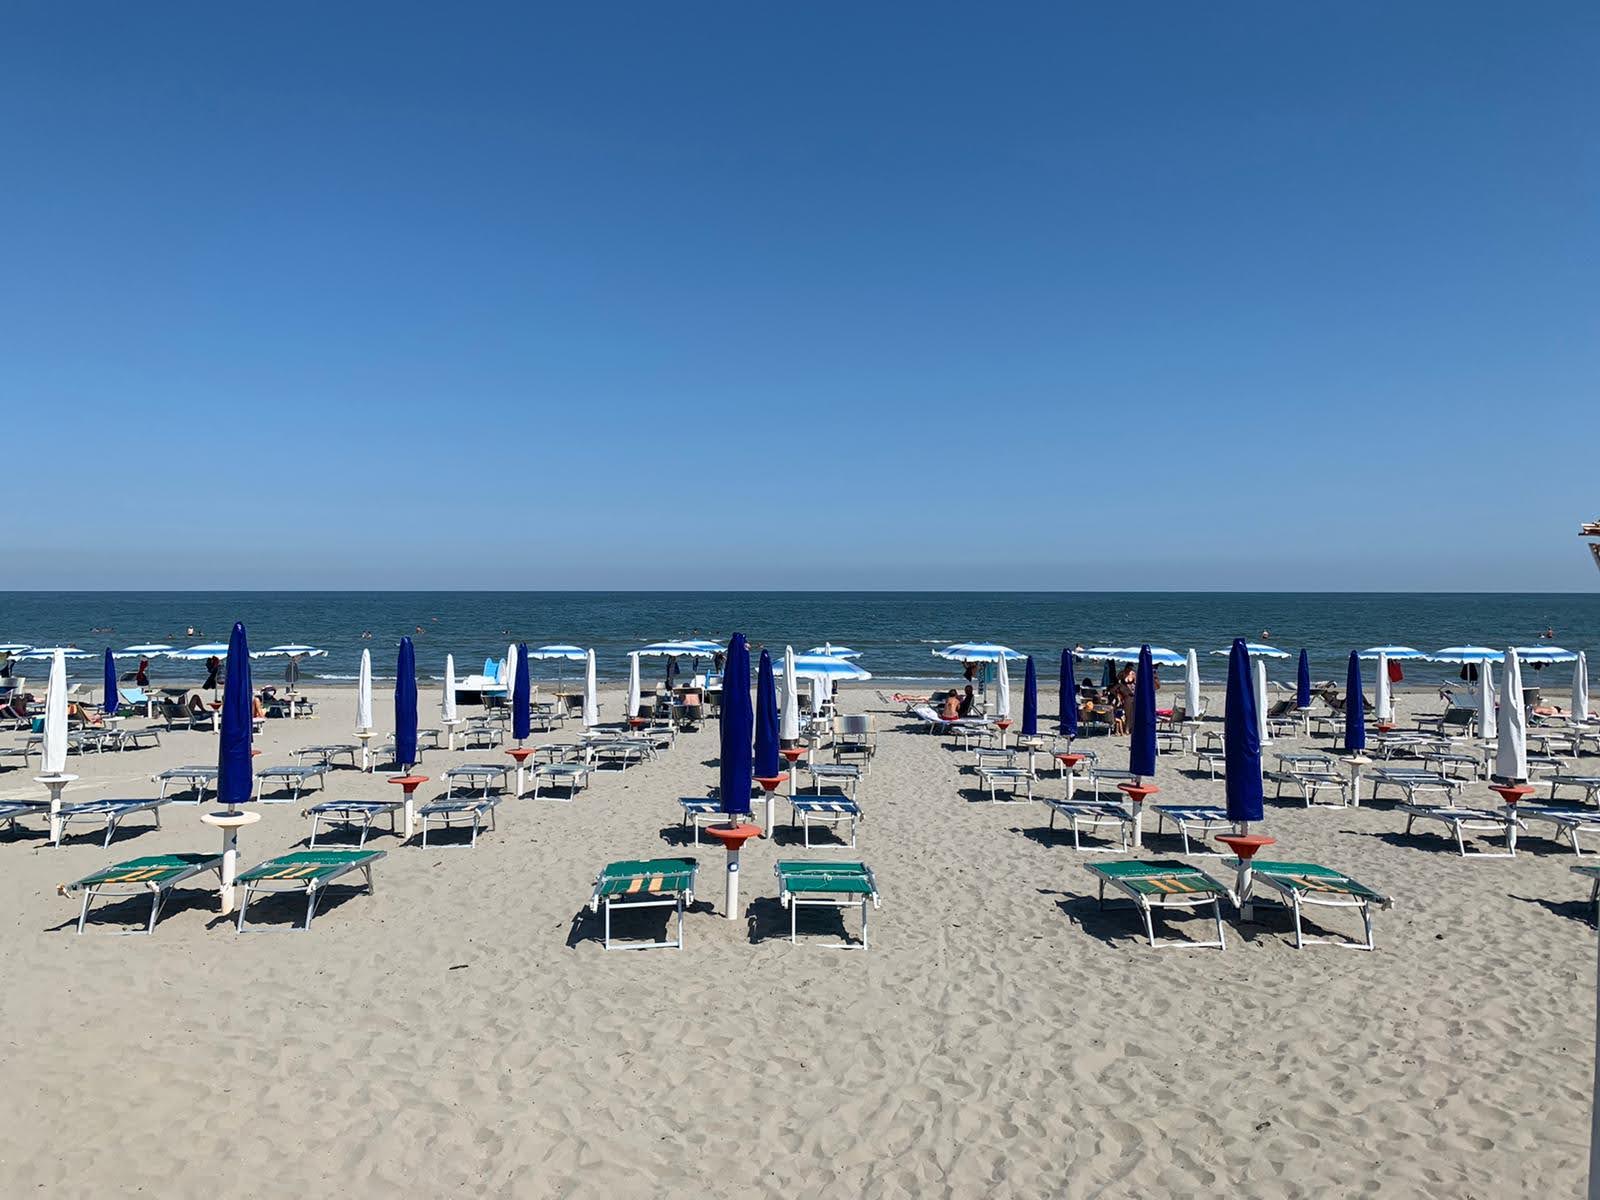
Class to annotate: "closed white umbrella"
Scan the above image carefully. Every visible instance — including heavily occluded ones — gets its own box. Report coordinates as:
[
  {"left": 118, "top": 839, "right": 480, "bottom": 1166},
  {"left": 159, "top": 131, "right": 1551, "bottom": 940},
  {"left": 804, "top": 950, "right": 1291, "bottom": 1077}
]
[
  {"left": 1574, "top": 651, "right": 1590, "bottom": 725},
  {"left": 356, "top": 649, "right": 373, "bottom": 732},
  {"left": 504, "top": 643, "right": 518, "bottom": 698},
  {"left": 442, "top": 654, "right": 458, "bottom": 723},
  {"left": 1495, "top": 648, "right": 1527, "bottom": 782},
  {"left": 781, "top": 645, "right": 800, "bottom": 741},
  {"left": 1478, "top": 661, "right": 1497, "bottom": 742},
  {"left": 1184, "top": 649, "right": 1201, "bottom": 717},
  {"left": 1255, "top": 657, "right": 1271, "bottom": 747},
  {"left": 1375, "top": 652, "right": 1393, "bottom": 724},
  {"left": 43, "top": 649, "right": 68, "bottom": 777},
  {"left": 994, "top": 650, "right": 1011, "bottom": 719},
  {"left": 582, "top": 649, "right": 598, "bottom": 728},
  {"left": 627, "top": 652, "right": 641, "bottom": 719}
]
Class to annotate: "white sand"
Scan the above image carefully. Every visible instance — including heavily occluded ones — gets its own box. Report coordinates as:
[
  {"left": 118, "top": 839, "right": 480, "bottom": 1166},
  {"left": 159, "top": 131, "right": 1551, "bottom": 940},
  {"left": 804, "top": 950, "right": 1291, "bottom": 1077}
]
[{"left": 0, "top": 684, "right": 1593, "bottom": 1197}]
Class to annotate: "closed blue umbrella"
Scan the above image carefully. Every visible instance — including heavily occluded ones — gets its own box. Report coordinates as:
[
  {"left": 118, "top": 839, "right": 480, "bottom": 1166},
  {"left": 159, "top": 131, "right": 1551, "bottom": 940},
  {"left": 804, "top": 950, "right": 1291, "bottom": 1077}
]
[
  {"left": 1224, "top": 639, "right": 1264, "bottom": 827},
  {"left": 1129, "top": 645, "right": 1157, "bottom": 778},
  {"left": 216, "top": 622, "right": 253, "bottom": 809},
  {"left": 1343, "top": 652, "right": 1366, "bottom": 753},
  {"left": 1058, "top": 650, "right": 1078, "bottom": 739},
  {"left": 512, "top": 641, "right": 531, "bottom": 743},
  {"left": 719, "top": 633, "right": 753, "bottom": 818},
  {"left": 395, "top": 637, "right": 418, "bottom": 769},
  {"left": 1021, "top": 656, "right": 1038, "bottom": 737},
  {"left": 102, "top": 648, "right": 119, "bottom": 717},
  {"left": 1296, "top": 649, "right": 1312, "bottom": 710},
  {"left": 754, "top": 648, "right": 780, "bottom": 779}
]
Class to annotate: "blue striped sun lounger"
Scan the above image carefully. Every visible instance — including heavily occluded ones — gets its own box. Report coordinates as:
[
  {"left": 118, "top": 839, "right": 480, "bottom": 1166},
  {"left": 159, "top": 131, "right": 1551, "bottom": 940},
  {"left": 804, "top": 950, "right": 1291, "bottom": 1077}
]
[
  {"left": 789, "top": 796, "right": 862, "bottom": 848},
  {"left": 53, "top": 797, "right": 167, "bottom": 848}
]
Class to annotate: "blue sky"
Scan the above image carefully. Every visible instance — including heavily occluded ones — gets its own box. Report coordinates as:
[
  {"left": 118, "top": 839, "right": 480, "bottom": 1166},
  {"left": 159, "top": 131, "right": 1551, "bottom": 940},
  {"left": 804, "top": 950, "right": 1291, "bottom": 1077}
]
[{"left": 4, "top": 3, "right": 1596, "bottom": 590}]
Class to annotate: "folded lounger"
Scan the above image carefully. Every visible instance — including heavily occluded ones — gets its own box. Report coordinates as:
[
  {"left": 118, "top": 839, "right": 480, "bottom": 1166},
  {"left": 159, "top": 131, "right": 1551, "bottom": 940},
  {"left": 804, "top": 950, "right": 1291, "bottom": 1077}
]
[
  {"left": 1517, "top": 806, "right": 1600, "bottom": 855},
  {"left": 1152, "top": 804, "right": 1232, "bottom": 855},
  {"left": 773, "top": 860, "right": 880, "bottom": 949},
  {"left": 53, "top": 797, "right": 167, "bottom": 848},
  {"left": 235, "top": 849, "right": 385, "bottom": 932},
  {"left": 255, "top": 763, "right": 328, "bottom": 804},
  {"left": 417, "top": 793, "right": 499, "bottom": 848},
  {"left": 153, "top": 766, "right": 218, "bottom": 803},
  {"left": 1225, "top": 858, "right": 1392, "bottom": 950},
  {"left": 589, "top": 857, "right": 699, "bottom": 950},
  {"left": 531, "top": 761, "right": 592, "bottom": 800},
  {"left": 1400, "top": 804, "right": 1515, "bottom": 857},
  {"left": 303, "top": 798, "right": 404, "bottom": 849},
  {"left": 789, "top": 796, "right": 863, "bottom": 847},
  {"left": 1082, "top": 860, "right": 1230, "bottom": 949},
  {"left": 61, "top": 853, "right": 223, "bottom": 934},
  {"left": 1043, "top": 797, "right": 1131, "bottom": 852}
]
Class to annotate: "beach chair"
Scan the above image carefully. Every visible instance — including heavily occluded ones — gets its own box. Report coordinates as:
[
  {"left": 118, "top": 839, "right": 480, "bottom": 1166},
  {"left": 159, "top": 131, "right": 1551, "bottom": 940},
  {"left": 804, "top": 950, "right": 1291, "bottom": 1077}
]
[
  {"left": 235, "top": 849, "right": 385, "bottom": 931},
  {"left": 1573, "top": 864, "right": 1600, "bottom": 922},
  {"left": 804, "top": 762, "right": 862, "bottom": 802},
  {"left": 442, "top": 762, "right": 512, "bottom": 799},
  {"left": 1226, "top": 858, "right": 1391, "bottom": 950},
  {"left": 1152, "top": 804, "right": 1232, "bottom": 854},
  {"left": 1368, "top": 768, "right": 1460, "bottom": 805},
  {"left": 588, "top": 857, "right": 699, "bottom": 950},
  {"left": 912, "top": 704, "right": 960, "bottom": 735},
  {"left": 1517, "top": 807, "right": 1600, "bottom": 855},
  {"left": 678, "top": 797, "right": 734, "bottom": 844},
  {"left": 788, "top": 796, "right": 862, "bottom": 847},
  {"left": 588, "top": 738, "right": 652, "bottom": 771},
  {"left": 255, "top": 763, "right": 328, "bottom": 804},
  {"left": 1271, "top": 766, "right": 1348, "bottom": 807},
  {"left": 418, "top": 793, "right": 499, "bottom": 848},
  {"left": 1082, "top": 860, "right": 1230, "bottom": 949},
  {"left": 0, "top": 798, "right": 45, "bottom": 835},
  {"left": 975, "top": 763, "right": 1036, "bottom": 802},
  {"left": 153, "top": 766, "right": 218, "bottom": 803},
  {"left": 304, "top": 798, "right": 404, "bottom": 848},
  {"left": 832, "top": 715, "right": 876, "bottom": 769},
  {"left": 293, "top": 743, "right": 360, "bottom": 770},
  {"left": 61, "top": 852, "right": 224, "bottom": 933},
  {"left": 52, "top": 797, "right": 167, "bottom": 848},
  {"left": 1043, "top": 797, "right": 1131, "bottom": 852},
  {"left": 773, "top": 860, "right": 880, "bottom": 949},
  {"left": 117, "top": 687, "right": 155, "bottom": 718},
  {"left": 531, "top": 761, "right": 591, "bottom": 800},
  {"left": 1401, "top": 804, "right": 1516, "bottom": 857},
  {"left": 1548, "top": 776, "right": 1600, "bottom": 806}
]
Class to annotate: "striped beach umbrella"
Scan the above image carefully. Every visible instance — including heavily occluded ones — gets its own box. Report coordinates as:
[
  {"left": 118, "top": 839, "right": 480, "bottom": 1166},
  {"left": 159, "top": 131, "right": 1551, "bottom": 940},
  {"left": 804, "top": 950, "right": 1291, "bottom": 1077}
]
[
  {"left": 1511, "top": 645, "right": 1578, "bottom": 665},
  {"left": 1211, "top": 642, "right": 1290, "bottom": 659},
  {"left": 1431, "top": 646, "right": 1504, "bottom": 663},
  {"left": 806, "top": 644, "right": 861, "bottom": 658},
  {"left": 933, "top": 643, "right": 1025, "bottom": 663},
  {"left": 776, "top": 655, "right": 872, "bottom": 681},
  {"left": 1359, "top": 645, "right": 1426, "bottom": 660}
]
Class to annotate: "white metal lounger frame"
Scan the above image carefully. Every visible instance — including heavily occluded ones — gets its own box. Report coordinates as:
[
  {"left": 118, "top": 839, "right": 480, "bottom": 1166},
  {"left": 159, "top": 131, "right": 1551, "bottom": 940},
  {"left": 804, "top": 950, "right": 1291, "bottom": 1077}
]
[
  {"left": 1518, "top": 807, "right": 1600, "bottom": 855},
  {"left": 789, "top": 798, "right": 862, "bottom": 848},
  {"left": 418, "top": 796, "right": 499, "bottom": 848},
  {"left": 590, "top": 873, "right": 696, "bottom": 951},
  {"left": 1273, "top": 770, "right": 1349, "bottom": 808},
  {"left": 54, "top": 798, "right": 165, "bottom": 848},
  {"left": 1152, "top": 805, "right": 1231, "bottom": 855},
  {"left": 1370, "top": 770, "right": 1460, "bottom": 805},
  {"left": 1084, "top": 865, "right": 1228, "bottom": 950},
  {"left": 1044, "top": 799, "right": 1131, "bottom": 852},
  {"left": 1236, "top": 871, "right": 1391, "bottom": 951},
  {"left": 1401, "top": 805, "right": 1516, "bottom": 857},
  {"left": 235, "top": 855, "right": 382, "bottom": 933},
  {"left": 304, "top": 800, "right": 403, "bottom": 849},
  {"left": 976, "top": 766, "right": 1036, "bottom": 803},
  {"left": 775, "top": 870, "right": 880, "bottom": 950},
  {"left": 256, "top": 764, "right": 328, "bottom": 804},
  {"left": 532, "top": 763, "right": 591, "bottom": 801},
  {"left": 69, "top": 857, "right": 224, "bottom": 935}
]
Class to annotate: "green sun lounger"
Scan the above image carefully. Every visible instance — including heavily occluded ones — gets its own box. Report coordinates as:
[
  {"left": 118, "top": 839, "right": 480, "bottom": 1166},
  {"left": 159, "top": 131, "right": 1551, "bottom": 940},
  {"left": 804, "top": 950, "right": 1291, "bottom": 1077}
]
[
  {"left": 1223, "top": 859, "right": 1392, "bottom": 951},
  {"left": 234, "top": 849, "right": 384, "bottom": 932},
  {"left": 1082, "top": 859, "right": 1230, "bottom": 949},
  {"left": 773, "top": 860, "right": 880, "bottom": 949},
  {"left": 589, "top": 858, "right": 699, "bottom": 950},
  {"left": 60, "top": 853, "right": 223, "bottom": 934}
]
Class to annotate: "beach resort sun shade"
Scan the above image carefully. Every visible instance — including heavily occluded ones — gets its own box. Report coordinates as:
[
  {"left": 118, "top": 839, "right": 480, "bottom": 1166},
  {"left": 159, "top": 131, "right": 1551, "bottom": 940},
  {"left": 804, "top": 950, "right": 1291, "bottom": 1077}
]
[
  {"left": 582, "top": 650, "right": 599, "bottom": 729},
  {"left": 102, "top": 649, "right": 118, "bottom": 717},
  {"left": 1494, "top": 648, "right": 1528, "bottom": 782},
  {"left": 1574, "top": 651, "right": 1590, "bottom": 725},
  {"left": 527, "top": 645, "right": 586, "bottom": 660},
  {"left": 512, "top": 642, "right": 532, "bottom": 743},
  {"left": 1477, "top": 660, "right": 1497, "bottom": 742},
  {"left": 356, "top": 649, "right": 374, "bottom": 732},
  {"left": 1358, "top": 646, "right": 1426, "bottom": 660},
  {"left": 1224, "top": 639, "right": 1264, "bottom": 827},
  {"left": 165, "top": 643, "right": 231, "bottom": 660},
  {"left": 638, "top": 640, "right": 723, "bottom": 657},
  {"left": 719, "top": 633, "right": 754, "bottom": 818},
  {"left": 1510, "top": 645, "right": 1579, "bottom": 665},
  {"left": 394, "top": 638, "right": 418, "bottom": 769},
  {"left": 1185, "top": 649, "right": 1202, "bottom": 717},
  {"left": 626, "top": 652, "right": 642, "bottom": 719},
  {"left": 806, "top": 644, "right": 861, "bottom": 658},
  {"left": 775, "top": 655, "right": 873, "bottom": 682},
  {"left": 0, "top": 643, "right": 32, "bottom": 654},
  {"left": 1095, "top": 646, "right": 1187, "bottom": 668},
  {"left": 1296, "top": 649, "right": 1312, "bottom": 710},
  {"left": 216, "top": 623, "right": 254, "bottom": 809},
  {"left": 1058, "top": 650, "right": 1078, "bottom": 738},
  {"left": 252, "top": 644, "right": 327, "bottom": 659},
  {"left": 1021, "top": 656, "right": 1038, "bottom": 737},
  {"left": 1254, "top": 658, "right": 1272, "bottom": 746},
  {"left": 754, "top": 649, "right": 780, "bottom": 780},
  {"left": 933, "top": 643, "right": 1025, "bottom": 663},
  {"left": 19, "top": 646, "right": 95, "bottom": 659},
  {"left": 780, "top": 646, "right": 801, "bottom": 741},
  {"left": 43, "top": 649, "right": 68, "bottom": 777},
  {"left": 1374, "top": 652, "right": 1393, "bottom": 724},
  {"left": 1129, "top": 646, "right": 1157, "bottom": 779},
  {"left": 442, "top": 654, "right": 458, "bottom": 724},
  {"left": 115, "top": 643, "right": 174, "bottom": 658},
  {"left": 1344, "top": 652, "right": 1366, "bottom": 753},
  {"left": 1209, "top": 642, "right": 1290, "bottom": 659},
  {"left": 1430, "top": 646, "right": 1505, "bottom": 664}
]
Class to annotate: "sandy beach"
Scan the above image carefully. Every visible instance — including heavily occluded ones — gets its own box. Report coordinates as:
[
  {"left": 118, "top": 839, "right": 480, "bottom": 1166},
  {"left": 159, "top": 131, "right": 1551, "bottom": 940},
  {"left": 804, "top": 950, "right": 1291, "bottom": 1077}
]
[{"left": 0, "top": 682, "right": 1593, "bottom": 1198}]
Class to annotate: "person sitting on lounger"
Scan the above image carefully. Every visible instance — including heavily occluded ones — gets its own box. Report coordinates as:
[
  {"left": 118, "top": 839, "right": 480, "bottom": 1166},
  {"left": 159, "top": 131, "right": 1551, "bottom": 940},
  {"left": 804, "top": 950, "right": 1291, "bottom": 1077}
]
[
  {"left": 940, "top": 689, "right": 962, "bottom": 721},
  {"left": 958, "top": 685, "right": 977, "bottom": 718},
  {"left": 66, "top": 702, "right": 104, "bottom": 728},
  {"left": 186, "top": 693, "right": 210, "bottom": 717}
]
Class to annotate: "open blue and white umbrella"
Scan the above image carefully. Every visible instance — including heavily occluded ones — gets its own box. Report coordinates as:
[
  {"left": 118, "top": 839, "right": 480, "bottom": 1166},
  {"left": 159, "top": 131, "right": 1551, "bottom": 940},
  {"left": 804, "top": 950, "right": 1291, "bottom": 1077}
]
[
  {"left": 719, "top": 633, "right": 753, "bottom": 818},
  {"left": 166, "top": 643, "right": 231, "bottom": 661},
  {"left": 1359, "top": 645, "right": 1426, "bottom": 660},
  {"left": 116, "top": 643, "right": 174, "bottom": 658},
  {"left": 806, "top": 644, "right": 861, "bottom": 658},
  {"left": 1511, "top": 645, "right": 1578, "bottom": 665},
  {"left": 252, "top": 644, "right": 327, "bottom": 659},
  {"left": 775, "top": 655, "right": 872, "bottom": 681},
  {"left": 933, "top": 643, "right": 1025, "bottom": 663},
  {"left": 1092, "top": 646, "right": 1187, "bottom": 668},
  {"left": 216, "top": 623, "right": 254, "bottom": 811},
  {"left": 1431, "top": 646, "right": 1504, "bottom": 664},
  {"left": 0, "top": 643, "right": 32, "bottom": 654},
  {"left": 1224, "top": 639, "right": 1264, "bottom": 830},
  {"left": 18, "top": 646, "right": 94, "bottom": 659},
  {"left": 528, "top": 644, "right": 586, "bottom": 660},
  {"left": 1210, "top": 642, "right": 1290, "bottom": 659},
  {"left": 639, "top": 640, "right": 723, "bottom": 657}
]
